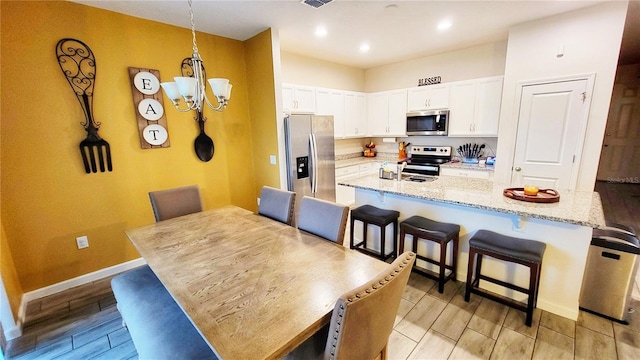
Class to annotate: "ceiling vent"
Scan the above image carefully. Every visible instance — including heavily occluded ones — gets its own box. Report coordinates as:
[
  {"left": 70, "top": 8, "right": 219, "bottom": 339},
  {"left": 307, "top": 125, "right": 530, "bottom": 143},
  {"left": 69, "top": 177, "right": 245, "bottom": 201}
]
[{"left": 300, "top": 0, "right": 333, "bottom": 9}]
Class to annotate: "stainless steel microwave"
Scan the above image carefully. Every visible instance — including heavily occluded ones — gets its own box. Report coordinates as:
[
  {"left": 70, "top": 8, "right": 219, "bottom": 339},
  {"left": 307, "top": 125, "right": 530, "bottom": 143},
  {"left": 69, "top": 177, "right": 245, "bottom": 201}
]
[{"left": 406, "top": 109, "right": 449, "bottom": 136}]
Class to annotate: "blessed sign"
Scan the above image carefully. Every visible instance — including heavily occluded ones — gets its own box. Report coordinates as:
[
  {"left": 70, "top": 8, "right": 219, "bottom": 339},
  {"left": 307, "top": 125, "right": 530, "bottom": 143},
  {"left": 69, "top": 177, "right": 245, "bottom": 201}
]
[{"left": 418, "top": 76, "right": 442, "bottom": 86}]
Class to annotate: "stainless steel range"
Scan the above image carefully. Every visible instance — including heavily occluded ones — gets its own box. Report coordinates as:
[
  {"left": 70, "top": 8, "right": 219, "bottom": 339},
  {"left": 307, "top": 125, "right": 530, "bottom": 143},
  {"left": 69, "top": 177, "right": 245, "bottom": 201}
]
[{"left": 401, "top": 145, "right": 452, "bottom": 176}]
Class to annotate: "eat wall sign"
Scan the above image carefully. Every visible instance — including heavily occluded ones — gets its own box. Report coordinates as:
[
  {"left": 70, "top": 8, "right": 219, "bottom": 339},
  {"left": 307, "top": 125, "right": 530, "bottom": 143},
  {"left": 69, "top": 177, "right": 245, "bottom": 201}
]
[{"left": 128, "top": 67, "right": 171, "bottom": 149}]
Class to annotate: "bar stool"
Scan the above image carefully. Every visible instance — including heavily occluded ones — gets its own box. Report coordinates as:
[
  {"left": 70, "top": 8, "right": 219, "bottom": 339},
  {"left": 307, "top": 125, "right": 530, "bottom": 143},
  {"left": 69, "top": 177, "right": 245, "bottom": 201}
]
[
  {"left": 465, "top": 230, "right": 546, "bottom": 326},
  {"left": 350, "top": 205, "right": 399, "bottom": 261},
  {"left": 399, "top": 216, "right": 460, "bottom": 293}
]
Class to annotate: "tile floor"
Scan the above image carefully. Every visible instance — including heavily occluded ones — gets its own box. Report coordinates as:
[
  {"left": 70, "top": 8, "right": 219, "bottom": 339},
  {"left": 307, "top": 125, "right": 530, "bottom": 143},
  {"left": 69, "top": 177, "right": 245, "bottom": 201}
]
[
  {"left": 5, "top": 181, "right": 640, "bottom": 359},
  {"left": 387, "top": 271, "right": 640, "bottom": 360}
]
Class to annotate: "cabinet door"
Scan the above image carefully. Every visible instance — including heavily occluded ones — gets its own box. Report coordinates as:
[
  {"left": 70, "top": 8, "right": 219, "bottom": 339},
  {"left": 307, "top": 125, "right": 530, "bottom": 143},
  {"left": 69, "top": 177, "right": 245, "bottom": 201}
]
[
  {"left": 282, "top": 84, "right": 316, "bottom": 113},
  {"left": 388, "top": 90, "right": 408, "bottom": 136},
  {"left": 282, "top": 83, "right": 295, "bottom": 111},
  {"left": 367, "top": 92, "right": 389, "bottom": 136},
  {"left": 447, "top": 80, "right": 476, "bottom": 136},
  {"left": 335, "top": 165, "right": 360, "bottom": 206},
  {"left": 473, "top": 76, "right": 503, "bottom": 136},
  {"left": 426, "top": 84, "right": 450, "bottom": 109},
  {"left": 407, "top": 84, "right": 449, "bottom": 111},
  {"left": 407, "top": 87, "right": 430, "bottom": 111},
  {"left": 316, "top": 88, "right": 345, "bottom": 138},
  {"left": 294, "top": 85, "right": 316, "bottom": 113},
  {"left": 344, "top": 91, "right": 367, "bottom": 137}
]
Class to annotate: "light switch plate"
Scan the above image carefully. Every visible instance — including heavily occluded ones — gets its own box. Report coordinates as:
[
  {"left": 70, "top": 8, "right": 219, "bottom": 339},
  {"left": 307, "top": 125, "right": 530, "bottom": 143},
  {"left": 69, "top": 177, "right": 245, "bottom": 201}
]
[
  {"left": 270, "top": 155, "right": 276, "bottom": 165},
  {"left": 76, "top": 235, "right": 89, "bottom": 249}
]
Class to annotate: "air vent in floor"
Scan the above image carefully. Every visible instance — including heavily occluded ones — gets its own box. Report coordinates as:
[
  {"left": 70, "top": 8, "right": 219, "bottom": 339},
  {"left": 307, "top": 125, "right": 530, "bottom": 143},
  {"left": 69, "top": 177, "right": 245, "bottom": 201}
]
[{"left": 300, "top": 0, "right": 333, "bottom": 9}]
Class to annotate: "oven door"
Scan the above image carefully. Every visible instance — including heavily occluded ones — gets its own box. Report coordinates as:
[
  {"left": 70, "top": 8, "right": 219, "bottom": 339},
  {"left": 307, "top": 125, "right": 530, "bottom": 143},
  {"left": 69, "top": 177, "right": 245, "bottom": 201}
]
[{"left": 402, "top": 163, "right": 440, "bottom": 176}]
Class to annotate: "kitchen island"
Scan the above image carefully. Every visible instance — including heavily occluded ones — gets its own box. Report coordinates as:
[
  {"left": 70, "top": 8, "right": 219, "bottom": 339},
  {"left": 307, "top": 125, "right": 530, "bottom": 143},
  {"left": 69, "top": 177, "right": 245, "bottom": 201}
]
[{"left": 339, "top": 174, "right": 606, "bottom": 320}]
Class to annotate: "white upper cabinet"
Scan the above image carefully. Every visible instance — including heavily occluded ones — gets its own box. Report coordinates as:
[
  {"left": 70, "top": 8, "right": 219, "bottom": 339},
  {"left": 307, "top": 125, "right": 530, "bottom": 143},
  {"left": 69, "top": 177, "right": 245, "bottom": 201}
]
[
  {"left": 367, "top": 89, "right": 407, "bottom": 136},
  {"left": 448, "top": 76, "right": 503, "bottom": 137},
  {"left": 473, "top": 77, "right": 503, "bottom": 135},
  {"left": 407, "top": 83, "right": 450, "bottom": 111},
  {"left": 448, "top": 80, "right": 477, "bottom": 135},
  {"left": 344, "top": 91, "right": 367, "bottom": 138},
  {"left": 282, "top": 83, "right": 316, "bottom": 113},
  {"left": 315, "top": 88, "right": 345, "bottom": 138}
]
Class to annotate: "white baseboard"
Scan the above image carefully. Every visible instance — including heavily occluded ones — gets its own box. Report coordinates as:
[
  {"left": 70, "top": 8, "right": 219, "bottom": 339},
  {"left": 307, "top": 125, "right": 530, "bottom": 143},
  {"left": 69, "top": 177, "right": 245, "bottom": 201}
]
[
  {"left": 4, "top": 322, "right": 22, "bottom": 341},
  {"left": 15, "top": 258, "right": 147, "bottom": 336}
]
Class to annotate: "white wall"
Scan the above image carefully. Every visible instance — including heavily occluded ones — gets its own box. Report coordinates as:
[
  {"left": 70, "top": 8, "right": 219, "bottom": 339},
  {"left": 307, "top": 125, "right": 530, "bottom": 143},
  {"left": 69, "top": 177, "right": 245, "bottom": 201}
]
[
  {"left": 364, "top": 41, "right": 507, "bottom": 92},
  {"left": 280, "top": 51, "right": 366, "bottom": 91},
  {"left": 494, "top": 1, "right": 628, "bottom": 190}
]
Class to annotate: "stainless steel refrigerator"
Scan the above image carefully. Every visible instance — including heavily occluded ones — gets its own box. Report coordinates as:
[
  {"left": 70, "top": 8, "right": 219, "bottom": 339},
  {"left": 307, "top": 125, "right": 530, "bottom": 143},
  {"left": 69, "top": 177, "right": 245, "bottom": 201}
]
[{"left": 285, "top": 114, "right": 336, "bottom": 218}]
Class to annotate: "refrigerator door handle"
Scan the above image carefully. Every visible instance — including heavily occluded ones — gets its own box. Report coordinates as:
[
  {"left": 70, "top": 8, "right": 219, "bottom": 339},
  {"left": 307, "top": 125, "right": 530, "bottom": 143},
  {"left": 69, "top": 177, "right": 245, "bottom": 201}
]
[{"left": 309, "top": 133, "right": 318, "bottom": 194}]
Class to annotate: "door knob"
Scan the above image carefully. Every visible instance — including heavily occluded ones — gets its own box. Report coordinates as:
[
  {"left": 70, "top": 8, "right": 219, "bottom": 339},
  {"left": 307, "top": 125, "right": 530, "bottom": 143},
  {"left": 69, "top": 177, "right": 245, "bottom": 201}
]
[{"left": 515, "top": 167, "right": 522, "bottom": 171}]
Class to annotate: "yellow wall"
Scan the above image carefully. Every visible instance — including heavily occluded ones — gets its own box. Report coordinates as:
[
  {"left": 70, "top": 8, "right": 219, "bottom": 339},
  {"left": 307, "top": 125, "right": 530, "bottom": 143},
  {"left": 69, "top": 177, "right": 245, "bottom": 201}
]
[
  {"left": 1, "top": 208, "right": 23, "bottom": 318},
  {"left": 245, "top": 29, "right": 280, "bottom": 196},
  {"left": 0, "top": 1, "right": 275, "bottom": 293}
]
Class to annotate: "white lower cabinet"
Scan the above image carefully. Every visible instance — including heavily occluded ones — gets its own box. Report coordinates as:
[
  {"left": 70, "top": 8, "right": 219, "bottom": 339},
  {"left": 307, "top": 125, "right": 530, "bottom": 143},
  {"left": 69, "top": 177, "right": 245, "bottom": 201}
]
[
  {"left": 336, "top": 162, "right": 381, "bottom": 206},
  {"left": 336, "top": 165, "right": 359, "bottom": 206},
  {"left": 440, "top": 167, "right": 493, "bottom": 180}
]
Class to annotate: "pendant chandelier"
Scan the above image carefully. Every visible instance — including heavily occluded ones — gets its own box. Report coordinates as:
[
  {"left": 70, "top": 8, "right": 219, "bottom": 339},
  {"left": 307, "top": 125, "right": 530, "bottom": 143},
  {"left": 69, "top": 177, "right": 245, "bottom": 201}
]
[{"left": 160, "top": 0, "right": 232, "bottom": 113}]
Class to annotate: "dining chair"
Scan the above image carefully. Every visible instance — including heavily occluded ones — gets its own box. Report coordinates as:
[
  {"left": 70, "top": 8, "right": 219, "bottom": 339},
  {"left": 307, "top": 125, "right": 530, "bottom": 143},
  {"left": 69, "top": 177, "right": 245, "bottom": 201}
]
[
  {"left": 258, "top": 186, "right": 296, "bottom": 226},
  {"left": 148, "top": 185, "right": 203, "bottom": 222},
  {"left": 285, "top": 251, "right": 416, "bottom": 360},
  {"left": 297, "top": 196, "right": 349, "bottom": 245}
]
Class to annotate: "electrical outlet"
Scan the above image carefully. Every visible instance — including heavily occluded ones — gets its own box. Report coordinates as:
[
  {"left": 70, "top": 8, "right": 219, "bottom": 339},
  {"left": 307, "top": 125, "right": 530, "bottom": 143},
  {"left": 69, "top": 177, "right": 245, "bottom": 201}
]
[
  {"left": 76, "top": 235, "right": 89, "bottom": 249},
  {"left": 269, "top": 155, "right": 276, "bottom": 165}
]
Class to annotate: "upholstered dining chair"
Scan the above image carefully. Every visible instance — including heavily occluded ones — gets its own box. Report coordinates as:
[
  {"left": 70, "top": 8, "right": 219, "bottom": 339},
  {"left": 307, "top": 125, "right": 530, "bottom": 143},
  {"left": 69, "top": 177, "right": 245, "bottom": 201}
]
[
  {"left": 285, "top": 251, "right": 416, "bottom": 360},
  {"left": 148, "top": 185, "right": 203, "bottom": 222},
  {"left": 258, "top": 186, "right": 296, "bottom": 226},
  {"left": 297, "top": 196, "right": 349, "bottom": 245}
]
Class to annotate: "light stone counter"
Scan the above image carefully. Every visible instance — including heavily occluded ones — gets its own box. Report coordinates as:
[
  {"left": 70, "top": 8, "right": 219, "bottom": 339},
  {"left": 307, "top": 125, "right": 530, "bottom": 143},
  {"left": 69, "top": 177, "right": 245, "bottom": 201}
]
[
  {"left": 340, "top": 174, "right": 606, "bottom": 321},
  {"left": 439, "top": 161, "right": 496, "bottom": 172},
  {"left": 339, "top": 174, "right": 605, "bottom": 228}
]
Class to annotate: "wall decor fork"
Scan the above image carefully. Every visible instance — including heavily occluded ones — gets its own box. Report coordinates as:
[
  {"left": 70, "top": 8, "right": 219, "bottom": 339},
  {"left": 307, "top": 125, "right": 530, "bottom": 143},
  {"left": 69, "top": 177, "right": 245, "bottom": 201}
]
[{"left": 56, "top": 38, "right": 113, "bottom": 173}]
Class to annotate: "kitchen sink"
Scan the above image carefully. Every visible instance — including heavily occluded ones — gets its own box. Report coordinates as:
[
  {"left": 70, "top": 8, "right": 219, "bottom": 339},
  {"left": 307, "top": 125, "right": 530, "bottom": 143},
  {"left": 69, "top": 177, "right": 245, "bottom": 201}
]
[{"left": 401, "top": 174, "right": 438, "bottom": 183}]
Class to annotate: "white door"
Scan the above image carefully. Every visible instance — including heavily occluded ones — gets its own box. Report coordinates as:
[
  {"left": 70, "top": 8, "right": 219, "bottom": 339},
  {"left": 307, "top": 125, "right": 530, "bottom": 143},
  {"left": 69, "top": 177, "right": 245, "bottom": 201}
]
[
  {"left": 511, "top": 79, "right": 590, "bottom": 190},
  {"left": 597, "top": 66, "right": 640, "bottom": 182}
]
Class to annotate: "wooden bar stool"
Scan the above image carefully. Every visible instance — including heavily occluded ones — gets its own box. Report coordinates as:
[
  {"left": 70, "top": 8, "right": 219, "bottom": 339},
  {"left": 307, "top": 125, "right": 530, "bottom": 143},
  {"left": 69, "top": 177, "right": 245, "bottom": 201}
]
[
  {"left": 465, "top": 230, "right": 546, "bottom": 326},
  {"left": 399, "top": 216, "right": 460, "bottom": 293},
  {"left": 350, "top": 205, "right": 399, "bottom": 261}
]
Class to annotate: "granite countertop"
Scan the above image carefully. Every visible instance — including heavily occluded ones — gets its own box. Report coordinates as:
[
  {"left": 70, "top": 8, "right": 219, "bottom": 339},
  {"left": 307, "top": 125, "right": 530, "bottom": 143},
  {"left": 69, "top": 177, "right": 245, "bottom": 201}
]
[
  {"left": 440, "top": 161, "right": 495, "bottom": 172},
  {"left": 335, "top": 155, "right": 397, "bottom": 169},
  {"left": 339, "top": 174, "right": 606, "bottom": 228}
]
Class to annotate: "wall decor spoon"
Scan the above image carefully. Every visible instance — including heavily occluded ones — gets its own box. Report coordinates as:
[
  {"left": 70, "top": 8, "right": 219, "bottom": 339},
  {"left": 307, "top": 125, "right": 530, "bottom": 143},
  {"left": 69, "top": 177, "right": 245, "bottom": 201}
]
[
  {"left": 55, "top": 38, "right": 112, "bottom": 173},
  {"left": 194, "top": 111, "right": 214, "bottom": 162}
]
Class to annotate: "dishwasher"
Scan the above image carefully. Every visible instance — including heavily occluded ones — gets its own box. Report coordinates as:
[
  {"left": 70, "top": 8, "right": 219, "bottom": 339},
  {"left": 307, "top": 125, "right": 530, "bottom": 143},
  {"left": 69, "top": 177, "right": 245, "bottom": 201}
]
[{"left": 579, "top": 228, "right": 640, "bottom": 323}]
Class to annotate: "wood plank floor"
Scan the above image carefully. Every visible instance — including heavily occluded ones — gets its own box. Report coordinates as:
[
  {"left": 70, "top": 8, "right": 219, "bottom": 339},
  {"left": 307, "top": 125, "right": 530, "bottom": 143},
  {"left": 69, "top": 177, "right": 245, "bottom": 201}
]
[{"left": 5, "top": 181, "right": 640, "bottom": 359}]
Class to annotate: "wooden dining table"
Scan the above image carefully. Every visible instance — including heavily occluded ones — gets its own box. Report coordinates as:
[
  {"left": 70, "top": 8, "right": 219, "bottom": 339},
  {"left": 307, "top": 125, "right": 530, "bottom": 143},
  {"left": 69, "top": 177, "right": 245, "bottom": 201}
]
[{"left": 125, "top": 205, "right": 389, "bottom": 360}]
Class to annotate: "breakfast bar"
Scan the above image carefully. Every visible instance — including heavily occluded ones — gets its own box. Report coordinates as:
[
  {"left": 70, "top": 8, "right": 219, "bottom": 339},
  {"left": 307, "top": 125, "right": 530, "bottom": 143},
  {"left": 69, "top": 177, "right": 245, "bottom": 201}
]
[{"left": 339, "top": 174, "right": 606, "bottom": 320}]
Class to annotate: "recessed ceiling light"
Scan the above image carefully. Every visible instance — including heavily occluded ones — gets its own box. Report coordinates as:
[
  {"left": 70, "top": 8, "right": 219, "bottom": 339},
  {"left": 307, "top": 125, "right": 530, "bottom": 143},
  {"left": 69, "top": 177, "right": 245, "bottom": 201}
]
[
  {"left": 359, "top": 43, "right": 370, "bottom": 52},
  {"left": 437, "top": 20, "right": 452, "bottom": 31},
  {"left": 315, "top": 26, "right": 328, "bottom": 37}
]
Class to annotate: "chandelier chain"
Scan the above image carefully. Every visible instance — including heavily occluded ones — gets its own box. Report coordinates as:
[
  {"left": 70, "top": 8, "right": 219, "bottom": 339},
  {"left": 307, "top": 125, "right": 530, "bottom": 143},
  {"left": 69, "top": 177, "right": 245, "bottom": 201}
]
[{"left": 188, "top": 0, "right": 199, "bottom": 55}]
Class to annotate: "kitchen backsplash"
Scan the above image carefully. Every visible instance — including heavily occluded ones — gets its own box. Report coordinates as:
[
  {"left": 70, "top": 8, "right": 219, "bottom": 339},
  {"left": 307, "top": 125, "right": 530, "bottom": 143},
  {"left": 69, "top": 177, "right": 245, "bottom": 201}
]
[
  {"left": 335, "top": 138, "right": 403, "bottom": 161},
  {"left": 335, "top": 137, "right": 498, "bottom": 161}
]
